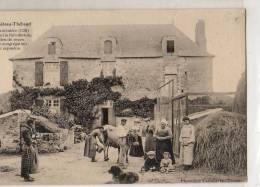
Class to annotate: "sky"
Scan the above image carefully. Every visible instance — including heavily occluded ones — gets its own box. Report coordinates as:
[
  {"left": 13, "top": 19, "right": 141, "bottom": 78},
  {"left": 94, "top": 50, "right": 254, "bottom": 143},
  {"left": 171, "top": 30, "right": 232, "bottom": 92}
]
[{"left": 0, "top": 9, "right": 245, "bottom": 93}]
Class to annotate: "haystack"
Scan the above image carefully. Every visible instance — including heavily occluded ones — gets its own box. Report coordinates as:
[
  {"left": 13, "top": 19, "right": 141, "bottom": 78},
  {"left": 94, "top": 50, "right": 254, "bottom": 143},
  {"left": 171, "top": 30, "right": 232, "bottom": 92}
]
[{"left": 193, "top": 111, "right": 246, "bottom": 175}]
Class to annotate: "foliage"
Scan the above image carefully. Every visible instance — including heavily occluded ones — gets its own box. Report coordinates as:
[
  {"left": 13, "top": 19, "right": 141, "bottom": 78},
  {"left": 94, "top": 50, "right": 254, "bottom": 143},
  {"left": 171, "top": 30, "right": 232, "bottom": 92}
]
[
  {"left": 63, "top": 76, "right": 123, "bottom": 126},
  {"left": 188, "top": 95, "right": 234, "bottom": 114},
  {"left": 233, "top": 72, "right": 246, "bottom": 115},
  {"left": 114, "top": 97, "right": 156, "bottom": 118},
  {"left": 32, "top": 105, "right": 72, "bottom": 129},
  {"left": 10, "top": 77, "right": 156, "bottom": 127},
  {"left": 10, "top": 87, "right": 64, "bottom": 111}
]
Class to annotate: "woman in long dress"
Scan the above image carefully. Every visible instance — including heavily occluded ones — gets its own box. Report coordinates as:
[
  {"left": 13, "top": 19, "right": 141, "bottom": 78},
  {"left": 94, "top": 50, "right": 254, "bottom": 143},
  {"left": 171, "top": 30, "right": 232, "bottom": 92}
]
[
  {"left": 155, "top": 119, "right": 175, "bottom": 164},
  {"left": 129, "top": 129, "right": 144, "bottom": 157},
  {"left": 179, "top": 116, "right": 195, "bottom": 170},
  {"left": 21, "top": 119, "right": 39, "bottom": 182},
  {"left": 84, "top": 127, "right": 104, "bottom": 162}
]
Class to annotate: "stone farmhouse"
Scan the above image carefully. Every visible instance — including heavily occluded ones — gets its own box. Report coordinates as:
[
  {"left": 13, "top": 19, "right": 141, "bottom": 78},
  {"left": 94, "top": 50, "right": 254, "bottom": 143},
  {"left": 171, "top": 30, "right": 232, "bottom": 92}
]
[{"left": 10, "top": 20, "right": 213, "bottom": 126}]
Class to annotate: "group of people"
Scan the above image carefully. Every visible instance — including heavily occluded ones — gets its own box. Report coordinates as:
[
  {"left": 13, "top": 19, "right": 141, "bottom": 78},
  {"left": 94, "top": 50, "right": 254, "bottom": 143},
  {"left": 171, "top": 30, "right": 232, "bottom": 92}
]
[
  {"left": 83, "top": 116, "right": 196, "bottom": 173},
  {"left": 18, "top": 115, "right": 195, "bottom": 182},
  {"left": 142, "top": 116, "right": 195, "bottom": 172}
]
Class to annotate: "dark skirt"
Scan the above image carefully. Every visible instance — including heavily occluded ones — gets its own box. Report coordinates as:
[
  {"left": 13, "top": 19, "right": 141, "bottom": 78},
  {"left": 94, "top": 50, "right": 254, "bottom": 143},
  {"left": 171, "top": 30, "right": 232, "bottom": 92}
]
[
  {"left": 21, "top": 145, "right": 33, "bottom": 177},
  {"left": 84, "top": 135, "right": 96, "bottom": 159},
  {"left": 31, "top": 147, "right": 39, "bottom": 173},
  {"left": 129, "top": 136, "right": 144, "bottom": 157},
  {"left": 156, "top": 139, "right": 175, "bottom": 164}
]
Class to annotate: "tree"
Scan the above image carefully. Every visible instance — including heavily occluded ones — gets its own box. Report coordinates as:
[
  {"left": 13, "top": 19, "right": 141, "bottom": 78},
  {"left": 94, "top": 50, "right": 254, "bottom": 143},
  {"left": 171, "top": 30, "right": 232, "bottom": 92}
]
[{"left": 233, "top": 72, "right": 246, "bottom": 115}]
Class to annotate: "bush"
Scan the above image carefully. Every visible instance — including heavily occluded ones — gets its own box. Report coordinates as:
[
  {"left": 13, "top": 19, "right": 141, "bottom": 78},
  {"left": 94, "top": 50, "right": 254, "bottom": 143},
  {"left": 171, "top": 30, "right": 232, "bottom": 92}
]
[
  {"left": 233, "top": 72, "right": 246, "bottom": 115},
  {"left": 193, "top": 111, "right": 247, "bottom": 175},
  {"left": 63, "top": 76, "right": 123, "bottom": 126},
  {"left": 10, "top": 87, "right": 64, "bottom": 111},
  {"left": 114, "top": 97, "right": 156, "bottom": 118},
  {"left": 32, "top": 105, "right": 72, "bottom": 129}
]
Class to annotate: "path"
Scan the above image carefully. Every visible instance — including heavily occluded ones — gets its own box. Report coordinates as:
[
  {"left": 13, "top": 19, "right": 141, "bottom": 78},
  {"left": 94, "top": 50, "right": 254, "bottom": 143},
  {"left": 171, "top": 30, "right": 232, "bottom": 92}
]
[{"left": 0, "top": 143, "right": 246, "bottom": 184}]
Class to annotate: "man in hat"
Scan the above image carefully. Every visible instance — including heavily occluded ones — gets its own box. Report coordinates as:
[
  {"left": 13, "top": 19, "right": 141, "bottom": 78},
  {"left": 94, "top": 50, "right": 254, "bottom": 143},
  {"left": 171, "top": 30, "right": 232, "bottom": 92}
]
[
  {"left": 117, "top": 118, "right": 129, "bottom": 168},
  {"left": 20, "top": 118, "right": 38, "bottom": 182},
  {"left": 179, "top": 116, "right": 195, "bottom": 170}
]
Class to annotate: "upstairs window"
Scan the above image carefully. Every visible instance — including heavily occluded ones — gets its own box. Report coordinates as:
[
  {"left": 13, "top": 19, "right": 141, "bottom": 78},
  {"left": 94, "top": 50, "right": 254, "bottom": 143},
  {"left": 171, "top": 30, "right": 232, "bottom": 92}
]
[
  {"left": 48, "top": 42, "right": 56, "bottom": 55},
  {"left": 167, "top": 40, "right": 175, "bottom": 53},
  {"left": 104, "top": 40, "right": 112, "bottom": 54}
]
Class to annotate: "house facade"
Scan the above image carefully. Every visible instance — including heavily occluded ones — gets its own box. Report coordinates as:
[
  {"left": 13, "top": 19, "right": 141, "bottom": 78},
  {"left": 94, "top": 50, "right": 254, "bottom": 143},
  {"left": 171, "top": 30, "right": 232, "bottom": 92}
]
[{"left": 10, "top": 20, "right": 213, "bottom": 125}]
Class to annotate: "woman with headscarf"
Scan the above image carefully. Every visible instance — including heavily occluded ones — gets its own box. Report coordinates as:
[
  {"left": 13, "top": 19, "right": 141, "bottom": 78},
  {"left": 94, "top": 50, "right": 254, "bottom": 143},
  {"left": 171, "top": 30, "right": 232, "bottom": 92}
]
[
  {"left": 155, "top": 119, "right": 175, "bottom": 164},
  {"left": 84, "top": 127, "right": 104, "bottom": 162},
  {"left": 129, "top": 128, "right": 144, "bottom": 157}
]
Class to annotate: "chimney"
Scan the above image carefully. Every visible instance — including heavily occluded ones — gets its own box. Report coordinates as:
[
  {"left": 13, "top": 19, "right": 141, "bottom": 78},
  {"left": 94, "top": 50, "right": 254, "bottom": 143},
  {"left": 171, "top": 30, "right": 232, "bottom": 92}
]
[{"left": 195, "top": 19, "right": 207, "bottom": 50}]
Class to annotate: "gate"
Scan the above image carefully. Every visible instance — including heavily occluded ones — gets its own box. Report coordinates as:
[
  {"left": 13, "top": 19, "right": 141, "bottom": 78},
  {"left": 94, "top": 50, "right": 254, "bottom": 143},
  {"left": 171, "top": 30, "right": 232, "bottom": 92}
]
[{"left": 171, "top": 94, "right": 188, "bottom": 157}]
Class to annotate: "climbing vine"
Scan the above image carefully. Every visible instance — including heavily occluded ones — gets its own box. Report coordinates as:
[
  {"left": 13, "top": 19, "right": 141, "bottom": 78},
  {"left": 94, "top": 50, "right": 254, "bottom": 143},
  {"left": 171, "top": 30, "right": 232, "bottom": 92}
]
[
  {"left": 10, "top": 76, "right": 156, "bottom": 127},
  {"left": 63, "top": 76, "right": 123, "bottom": 126},
  {"left": 114, "top": 97, "right": 156, "bottom": 119}
]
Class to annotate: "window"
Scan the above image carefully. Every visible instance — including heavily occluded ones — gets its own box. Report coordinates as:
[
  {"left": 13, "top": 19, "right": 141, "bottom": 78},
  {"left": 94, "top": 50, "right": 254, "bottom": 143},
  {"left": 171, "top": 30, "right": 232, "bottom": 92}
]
[
  {"left": 104, "top": 40, "right": 112, "bottom": 54},
  {"left": 48, "top": 42, "right": 56, "bottom": 55},
  {"left": 46, "top": 100, "right": 52, "bottom": 107},
  {"left": 166, "top": 40, "right": 175, "bottom": 53},
  {"left": 53, "top": 99, "right": 60, "bottom": 107}
]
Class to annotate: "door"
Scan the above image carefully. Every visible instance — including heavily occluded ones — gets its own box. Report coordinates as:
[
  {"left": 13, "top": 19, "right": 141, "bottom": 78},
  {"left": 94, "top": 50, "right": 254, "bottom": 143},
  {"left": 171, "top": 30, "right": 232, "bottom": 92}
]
[
  {"left": 101, "top": 108, "right": 109, "bottom": 125},
  {"left": 172, "top": 94, "right": 188, "bottom": 157}
]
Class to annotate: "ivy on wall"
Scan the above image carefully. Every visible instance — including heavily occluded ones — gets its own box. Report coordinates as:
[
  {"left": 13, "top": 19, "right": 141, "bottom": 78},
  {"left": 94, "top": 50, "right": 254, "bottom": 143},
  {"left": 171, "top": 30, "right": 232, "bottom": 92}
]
[
  {"left": 114, "top": 97, "right": 157, "bottom": 119},
  {"left": 63, "top": 76, "right": 123, "bottom": 126},
  {"left": 10, "top": 87, "right": 64, "bottom": 111},
  {"left": 10, "top": 76, "right": 156, "bottom": 127}
]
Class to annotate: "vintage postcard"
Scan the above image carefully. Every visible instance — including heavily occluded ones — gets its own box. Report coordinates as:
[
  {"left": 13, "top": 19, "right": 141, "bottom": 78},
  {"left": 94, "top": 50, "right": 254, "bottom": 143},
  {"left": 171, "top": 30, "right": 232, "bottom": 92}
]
[{"left": 0, "top": 10, "right": 246, "bottom": 184}]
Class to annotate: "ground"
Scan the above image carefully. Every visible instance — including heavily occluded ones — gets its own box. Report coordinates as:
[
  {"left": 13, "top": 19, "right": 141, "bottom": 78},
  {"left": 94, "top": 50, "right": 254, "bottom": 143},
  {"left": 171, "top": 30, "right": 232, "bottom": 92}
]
[{"left": 0, "top": 143, "right": 246, "bottom": 185}]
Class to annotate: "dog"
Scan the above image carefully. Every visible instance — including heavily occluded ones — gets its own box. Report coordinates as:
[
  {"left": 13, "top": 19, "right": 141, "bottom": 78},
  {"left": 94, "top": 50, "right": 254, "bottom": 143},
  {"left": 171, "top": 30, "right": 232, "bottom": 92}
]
[{"left": 108, "top": 165, "right": 139, "bottom": 184}]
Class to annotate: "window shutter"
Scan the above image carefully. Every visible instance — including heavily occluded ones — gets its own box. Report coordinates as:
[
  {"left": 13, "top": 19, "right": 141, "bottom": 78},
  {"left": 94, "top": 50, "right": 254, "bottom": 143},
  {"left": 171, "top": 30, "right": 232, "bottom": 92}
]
[
  {"left": 60, "top": 61, "right": 68, "bottom": 86},
  {"left": 35, "top": 61, "right": 44, "bottom": 86}
]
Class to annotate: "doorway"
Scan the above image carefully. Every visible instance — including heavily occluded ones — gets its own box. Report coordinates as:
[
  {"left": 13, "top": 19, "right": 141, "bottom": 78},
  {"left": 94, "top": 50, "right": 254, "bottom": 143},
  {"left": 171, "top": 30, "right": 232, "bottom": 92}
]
[{"left": 101, "top": 108, "right": 109, "bottom": 125}]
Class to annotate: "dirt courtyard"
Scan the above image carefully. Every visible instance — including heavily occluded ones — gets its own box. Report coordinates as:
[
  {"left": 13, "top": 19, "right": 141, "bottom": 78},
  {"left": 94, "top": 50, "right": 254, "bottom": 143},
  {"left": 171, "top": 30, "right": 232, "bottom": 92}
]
[{"left": 0, "top": 143, "right": 246, "bottom": 184}]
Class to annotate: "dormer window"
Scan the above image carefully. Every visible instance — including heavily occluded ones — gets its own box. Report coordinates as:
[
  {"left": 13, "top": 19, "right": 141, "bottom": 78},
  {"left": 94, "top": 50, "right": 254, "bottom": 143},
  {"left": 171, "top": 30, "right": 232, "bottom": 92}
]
[
  {"left": 162, "top": 36, "right": 176, "bottom": 56},
  {"left": 167, "top": 40, "right": 175, "bottom": 53},
  {"left": 48, "top": 42, "right": 56, "bottom": 55},
  {"left": 104, "top": 40, "right": 112, "bottom": 54},
  {"left": 101, "top": 37, "right": 116, "bottom": 62}
]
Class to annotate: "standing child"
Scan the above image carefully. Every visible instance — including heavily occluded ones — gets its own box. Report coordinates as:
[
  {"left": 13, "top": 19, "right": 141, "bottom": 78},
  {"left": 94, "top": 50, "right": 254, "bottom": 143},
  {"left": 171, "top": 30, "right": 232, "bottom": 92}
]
[
  {"left": 144, "top": 130, "right": 156, "bottom": 159},
  {"left": 160, "top": 152, "right": 175, "bottom": 173},
  {"left": 141, "top": 151, "right": 159, "bottom": 172},
  {"left": 179, "top": 116, "right": 195, "bottom": 170}
]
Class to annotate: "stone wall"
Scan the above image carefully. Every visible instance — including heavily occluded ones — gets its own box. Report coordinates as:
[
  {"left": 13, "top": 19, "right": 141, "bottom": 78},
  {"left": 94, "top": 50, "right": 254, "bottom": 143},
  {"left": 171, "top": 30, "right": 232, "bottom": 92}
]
[
  {"left": 186, "top": 57, "right": 213, "bottom": 93},
  {"left": 12, "top": 55, "right": 213, "bottom": 97},
  {"left": 0, "top": 113, "right": 28, "bottom": 153},
  {"left": 0, "top": 113, "right": 72, "bottom": 154}
]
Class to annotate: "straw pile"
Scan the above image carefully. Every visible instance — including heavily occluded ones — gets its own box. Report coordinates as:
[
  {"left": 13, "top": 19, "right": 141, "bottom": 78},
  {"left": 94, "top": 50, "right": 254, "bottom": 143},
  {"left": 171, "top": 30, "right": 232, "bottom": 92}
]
[{"left": 193, "top": 111, "right": 246, "bottom": 174}]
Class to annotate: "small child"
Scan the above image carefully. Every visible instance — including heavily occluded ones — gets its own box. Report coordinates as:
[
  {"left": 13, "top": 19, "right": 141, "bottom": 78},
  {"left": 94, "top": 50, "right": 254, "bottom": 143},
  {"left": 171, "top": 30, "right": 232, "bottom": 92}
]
[
  {"left": 160, "top": 152, "right": 175, "bottom": 173},
  {"left": 141, "top": 151, "right": 159, "bottom": 172}
]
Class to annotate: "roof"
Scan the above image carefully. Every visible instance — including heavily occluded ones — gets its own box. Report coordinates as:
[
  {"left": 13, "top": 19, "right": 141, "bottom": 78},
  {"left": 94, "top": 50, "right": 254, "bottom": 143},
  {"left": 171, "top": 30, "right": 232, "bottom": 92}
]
[{"left": 11, "top": 24, "right": 212, "bottom": 60}]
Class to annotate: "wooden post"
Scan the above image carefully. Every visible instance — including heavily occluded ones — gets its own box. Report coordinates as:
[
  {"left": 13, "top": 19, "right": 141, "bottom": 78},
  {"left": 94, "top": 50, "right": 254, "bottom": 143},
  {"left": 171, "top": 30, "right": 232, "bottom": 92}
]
[{"left": 18, "top": 111, "right": 22, "bottom": 153}]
